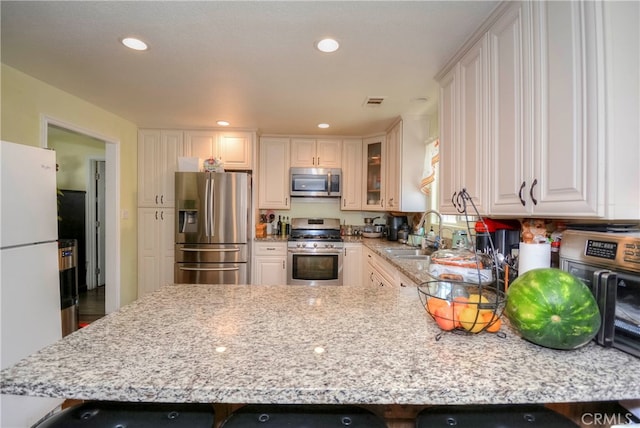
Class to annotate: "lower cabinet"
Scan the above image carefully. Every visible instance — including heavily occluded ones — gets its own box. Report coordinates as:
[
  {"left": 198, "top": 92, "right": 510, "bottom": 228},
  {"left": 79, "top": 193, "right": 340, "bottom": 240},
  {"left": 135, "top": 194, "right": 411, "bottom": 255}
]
[
  {"left": 343, "top": 243, "right": 363, "bottom": 286},
  {"left": 253, "top": 241, "right": 287, "bottom": 285},
  {"left": 363, "top": 247, "right": 396, "bottom": 288},
  {"left": 137, "top": 208, "right": 175, "bottom": 298}
]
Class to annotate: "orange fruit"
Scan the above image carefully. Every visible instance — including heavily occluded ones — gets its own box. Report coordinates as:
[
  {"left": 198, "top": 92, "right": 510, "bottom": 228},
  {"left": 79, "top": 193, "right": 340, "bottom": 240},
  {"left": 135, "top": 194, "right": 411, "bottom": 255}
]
[
  {"left": 426, "top": 297, "right": 448, "bottom": 315},
  {"left": 483, "top": 312, "right": 502, "bottom": 333},
  {"left": 433, "top": 305, "right": 456, "bottom": 331}
]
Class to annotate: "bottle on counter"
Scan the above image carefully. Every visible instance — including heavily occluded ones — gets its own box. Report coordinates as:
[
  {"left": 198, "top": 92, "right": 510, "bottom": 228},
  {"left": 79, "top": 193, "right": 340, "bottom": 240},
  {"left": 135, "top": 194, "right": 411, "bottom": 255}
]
[
  {"left": 285, "top": 216, "right": 290, "bottom": 236},
  {"left": 277, "top": 215, "right": 282, "bottom": 236}
]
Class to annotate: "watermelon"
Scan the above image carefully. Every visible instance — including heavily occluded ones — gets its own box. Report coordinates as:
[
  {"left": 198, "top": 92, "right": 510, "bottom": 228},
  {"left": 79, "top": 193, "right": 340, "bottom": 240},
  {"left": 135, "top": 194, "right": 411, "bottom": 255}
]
[{"left": 505, "top": 268, "right": 601, "bottom": 350}]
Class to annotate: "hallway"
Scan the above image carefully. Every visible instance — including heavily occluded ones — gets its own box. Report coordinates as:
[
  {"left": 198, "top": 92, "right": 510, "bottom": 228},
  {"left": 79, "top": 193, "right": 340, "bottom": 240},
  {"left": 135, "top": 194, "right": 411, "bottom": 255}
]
[{"left": 78, "top": 286, "right": 105, "bottom": 326}]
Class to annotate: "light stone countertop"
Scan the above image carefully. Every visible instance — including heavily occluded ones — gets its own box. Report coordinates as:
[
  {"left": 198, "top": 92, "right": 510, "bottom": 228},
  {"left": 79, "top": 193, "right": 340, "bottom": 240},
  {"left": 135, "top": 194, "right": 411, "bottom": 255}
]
[{"left": 2, "top": 283, "right": 640, "bottom": 405}]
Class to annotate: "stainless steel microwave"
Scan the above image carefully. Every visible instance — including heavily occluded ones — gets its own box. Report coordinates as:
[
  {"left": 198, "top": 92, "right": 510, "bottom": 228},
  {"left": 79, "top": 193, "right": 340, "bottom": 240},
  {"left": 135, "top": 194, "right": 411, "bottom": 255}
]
[{"left": 290, "top": 167, "right": 341, "bottom": 198}]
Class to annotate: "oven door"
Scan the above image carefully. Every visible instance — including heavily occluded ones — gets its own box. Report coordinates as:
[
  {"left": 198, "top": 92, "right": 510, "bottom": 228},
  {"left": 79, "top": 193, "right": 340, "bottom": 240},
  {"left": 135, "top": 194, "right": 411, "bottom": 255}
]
[{"left": 287, "top": 248, "right": 343, "bottom": 286}]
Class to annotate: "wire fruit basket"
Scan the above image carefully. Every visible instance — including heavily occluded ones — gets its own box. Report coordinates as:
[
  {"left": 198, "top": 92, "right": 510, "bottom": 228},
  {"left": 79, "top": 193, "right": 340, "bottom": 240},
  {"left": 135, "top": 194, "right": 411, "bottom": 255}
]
[{"left": 417, "top": 189, "right": 507, "bottom": 338}]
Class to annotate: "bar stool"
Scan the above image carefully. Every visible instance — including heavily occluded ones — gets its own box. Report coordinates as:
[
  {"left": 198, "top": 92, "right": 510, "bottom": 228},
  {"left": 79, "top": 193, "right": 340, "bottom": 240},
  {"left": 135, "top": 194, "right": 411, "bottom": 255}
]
[
  {"left": 35, "top": 401, "right": 216, "bottom": 428},
  {"left": 415, "top": 404, "right": 578, "bottom": 427},
  {"left": 220, "top": 404, "right": 387, "bottom": 427}
]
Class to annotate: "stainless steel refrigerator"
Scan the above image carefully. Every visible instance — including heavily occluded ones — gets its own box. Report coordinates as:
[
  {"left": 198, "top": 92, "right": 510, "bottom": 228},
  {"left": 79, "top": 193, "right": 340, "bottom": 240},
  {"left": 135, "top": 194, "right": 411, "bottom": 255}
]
[{"left": 174, "top": 171, "right": 250, "bottom": 284}]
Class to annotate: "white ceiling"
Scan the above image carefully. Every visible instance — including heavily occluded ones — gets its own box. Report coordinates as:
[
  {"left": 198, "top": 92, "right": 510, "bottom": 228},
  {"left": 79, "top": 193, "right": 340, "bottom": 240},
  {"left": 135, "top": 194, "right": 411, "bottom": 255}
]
[{"left": 1, "top": 1, "right": 499, "bottom": 136}]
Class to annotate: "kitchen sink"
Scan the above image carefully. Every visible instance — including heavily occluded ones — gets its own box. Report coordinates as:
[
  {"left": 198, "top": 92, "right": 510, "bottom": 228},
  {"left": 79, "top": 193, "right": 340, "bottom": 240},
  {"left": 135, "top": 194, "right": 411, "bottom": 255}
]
[
  {"left": 383, "top": 247, "right": 430, "bottom": 257},
  {"left": 394, "top": 254, "right": 431, "bottom": 261}
]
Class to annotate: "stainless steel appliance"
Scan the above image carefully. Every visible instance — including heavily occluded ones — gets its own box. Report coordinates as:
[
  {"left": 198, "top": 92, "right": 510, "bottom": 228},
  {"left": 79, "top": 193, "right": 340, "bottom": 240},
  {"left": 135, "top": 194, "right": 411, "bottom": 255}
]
[
  {"left": 175, "top": 172, "right": 250, "bottom": 284},
  {"left": 560, "top": 229, "right": 640, "bottom": 357},
  {"left": 58, "top": 239, "right": 79, "bottom": 337},
  {"left": 386, "top": 215, "right": 407, "bottom": 241},
  {"left": 290, "top": 167, "right": 341, "bottom": 198},
  {"left": 287, "top": 218, "right": 343, "bottom": 286}
]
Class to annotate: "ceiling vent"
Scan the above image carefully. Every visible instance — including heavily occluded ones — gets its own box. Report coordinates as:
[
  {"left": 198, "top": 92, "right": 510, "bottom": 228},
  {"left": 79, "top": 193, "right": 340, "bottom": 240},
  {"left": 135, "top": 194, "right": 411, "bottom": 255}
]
[{"left": 363, "top": 96, "right": 386, "bottom": 107}]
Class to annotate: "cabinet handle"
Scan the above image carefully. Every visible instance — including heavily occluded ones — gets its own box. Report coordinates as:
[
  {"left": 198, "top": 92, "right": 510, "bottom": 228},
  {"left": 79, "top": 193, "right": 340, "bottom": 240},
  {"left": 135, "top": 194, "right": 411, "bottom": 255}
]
[
  {"left": 160, "top": 211, "right": 164, "bottom": 220},
  {"left": 518, "top": 181, "right": 527, "bottom": 206},
  {"left": 161, "top": 195, "right": 164, "bottom": 204},
  {"left": 282, "top": 260, "right": 285, "bottom": 269},
  {"left": 388, "top": 197, "right": 394, "bottom": 207},
  {"left": 317, "top": 157, "right": 319, "bottom": 165},
  {"left": 400, "top": 282, "right": 407, "bottom": 287},
  {"left": 343, "top": 199, "right": 346, "bottom": 207},
  {"left": 529, "top": 179, "right": 538, "bottom": 205},
  {"left": 451, "top": 191, "right": 457, "bottom": 206},
  {"left": 155, "top": 195, "right": 158, "bottom": 205},
  {"left": 266, "top": 247, "right": 276, "bottom": 251},
  {"left": 155, "top": 211, "right": 158, "bottom": 220}
]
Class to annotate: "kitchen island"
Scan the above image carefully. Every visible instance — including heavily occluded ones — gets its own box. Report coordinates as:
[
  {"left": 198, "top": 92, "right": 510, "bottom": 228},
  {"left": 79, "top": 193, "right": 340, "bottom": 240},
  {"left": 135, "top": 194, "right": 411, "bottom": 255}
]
[{"left": 2, "top": 284, "right": 639, "bottom": 424}]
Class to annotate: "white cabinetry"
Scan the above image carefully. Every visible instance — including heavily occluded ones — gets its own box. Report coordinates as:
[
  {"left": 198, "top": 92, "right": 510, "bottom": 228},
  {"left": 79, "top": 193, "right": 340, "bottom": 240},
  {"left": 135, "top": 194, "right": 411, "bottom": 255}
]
[
  {"left": 343, "top": 242, "right": 362, "bottom": 286},
  {"left": 363, "top": 247, "right": 395, "bottom": 288},
  {"left": 137, "top": 208, "right": 175, "bottom": 297},
  {"left": 290, "top": 138, "right": 341, "bottom": 168},
  {"left": 340, "top": 139, "right": 363, "bottom": 211},
  {"left": 438, "top": 0, "right": 639, "bottom": 219},
  {"left": 490, "top": 1, "right": 599, "bottom": 217},
  {"left": 385, "top": 116, "right": 429, "bottom": 212},
  {"left": 253, "top": 241, "right": 287, "bottom": 285},
  {"left": 258, "top": 137, "right": 290, "bottom": 209},
  {"left": 137, "top": 129, "right": 183, "bottom": 207},
  {"left": 184, "top": 130, "right": 253, "bottom": 170},
  {"left": 437, "top": 37, "right": 489, "bottom": 215},
  {"left": 362, "top": 135, "right": 386, "bottom": 211}
]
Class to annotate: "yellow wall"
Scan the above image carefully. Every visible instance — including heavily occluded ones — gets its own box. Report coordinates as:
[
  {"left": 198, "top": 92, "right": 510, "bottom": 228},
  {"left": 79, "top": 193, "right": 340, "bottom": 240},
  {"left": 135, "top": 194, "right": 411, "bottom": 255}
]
[
  {"left": 49, "top": 129, "right": 106, "bottom": 191},
  {"left": 1, "top": 64, "right": 138, "bottom": 306}
]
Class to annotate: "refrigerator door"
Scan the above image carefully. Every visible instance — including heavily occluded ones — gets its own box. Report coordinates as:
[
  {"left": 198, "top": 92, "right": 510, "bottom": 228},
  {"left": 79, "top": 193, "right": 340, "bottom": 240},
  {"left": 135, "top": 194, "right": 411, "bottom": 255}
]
[
  {"left": 175, "top": 262, "right": 249, "bottom": 284},
  {"left": 210, "top": 172, "right": 248, "bottom": 244},
  {"left": 176, "top": 172, "right": 249, "bottom": 244},
  {"left": 0, "top": 141, "right": 58, "bottom": 248}
]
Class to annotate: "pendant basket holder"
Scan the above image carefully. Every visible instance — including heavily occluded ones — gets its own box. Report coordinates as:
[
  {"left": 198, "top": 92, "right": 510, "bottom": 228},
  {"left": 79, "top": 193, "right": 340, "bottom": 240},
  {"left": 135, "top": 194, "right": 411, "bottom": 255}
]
[{"left": 417, "top": 189, "right": 507, "bottom": 339}]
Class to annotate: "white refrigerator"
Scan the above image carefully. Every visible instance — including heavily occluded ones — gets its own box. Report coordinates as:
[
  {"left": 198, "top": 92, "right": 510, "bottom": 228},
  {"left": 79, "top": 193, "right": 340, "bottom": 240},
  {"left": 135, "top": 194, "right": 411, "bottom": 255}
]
[{"left": 0, "top": 141, "right": 64, "bottom": 427}]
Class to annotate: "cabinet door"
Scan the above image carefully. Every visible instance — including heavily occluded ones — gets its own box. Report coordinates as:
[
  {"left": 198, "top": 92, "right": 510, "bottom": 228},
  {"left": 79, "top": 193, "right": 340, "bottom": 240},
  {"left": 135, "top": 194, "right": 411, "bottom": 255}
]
[
  {"left": 218, "top": 131, "right": 253, "bottom": 170},
  {"left": 258, "top": 137, "right": 290, "bottom": 209},
  {"left": 385, "top": 122, "right": 401, "bottom": 210},
  {"left": 529, "top": 1, "right": 600, "bottom": 216},
  {"left": 159, "top": 131, "right": 183, "bottom": 206},
  {"left": 159, "top": 209, "right": 175, "bottom": 288},
  {"left": 458, "top": 36, "right": 489, "bottom": 215},
  {"left": 184, "top": 131, "right": 217, "bottom": 160},
  {"left": 138, "top": 130, "right": 183, "bottom": 207},
  {"left": 137, "top": 208, "right": 160, "bottom": 298},
  {"left": 343, "top": 243, "right": 362, "bottom": 286},
  {"left": 254, "top": 257, "right": 287, "bottom": 285},
  {"left": 362, "top": 136, "right": 385, "bottom": 211},
  {"left": 489, "top": 2, "right": 531, "bottom": 215},
  {"left": 290, "top": 138, "right": 316, "bottom": 167},
  {"left": 438, "top": 69, "right": 459, "bottom": 214},
  {"left": 316, "top": 139, "right": 342, "bottom": 168},
  {"left": 341, "top": 139, "right": 362, "bottom": 210},
  {"left": 138, "top": 130, "right": 162, "bottom": 207},
  {"left": 138, "top": 208, "right": 175, "bottom": 297}
]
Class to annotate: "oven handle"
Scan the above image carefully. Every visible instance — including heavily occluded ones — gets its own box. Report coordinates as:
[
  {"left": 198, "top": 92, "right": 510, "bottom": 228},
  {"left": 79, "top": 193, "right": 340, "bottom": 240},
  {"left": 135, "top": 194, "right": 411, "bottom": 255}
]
[
  {"left": 597, "top": 271, "right": 618, "bottom": 347},
  {"left": 288, "top": 249, "right": 343, "bottom": 255},
  {"left": 178, "top": 267, "right": 240, "bottom": 272}
]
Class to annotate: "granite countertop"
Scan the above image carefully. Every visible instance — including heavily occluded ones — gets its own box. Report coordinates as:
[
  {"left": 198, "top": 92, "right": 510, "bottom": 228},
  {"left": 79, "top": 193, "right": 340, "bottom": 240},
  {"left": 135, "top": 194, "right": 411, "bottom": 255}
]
[{"left": 2, "top": 284, "right": 640, "bottom": 405}]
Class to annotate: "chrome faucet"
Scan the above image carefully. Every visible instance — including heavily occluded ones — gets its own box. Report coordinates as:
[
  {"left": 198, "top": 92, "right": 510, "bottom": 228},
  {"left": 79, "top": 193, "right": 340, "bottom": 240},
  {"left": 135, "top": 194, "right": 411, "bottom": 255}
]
[{"left": 416, "top": 210, "right": 442, "bottom": 249}]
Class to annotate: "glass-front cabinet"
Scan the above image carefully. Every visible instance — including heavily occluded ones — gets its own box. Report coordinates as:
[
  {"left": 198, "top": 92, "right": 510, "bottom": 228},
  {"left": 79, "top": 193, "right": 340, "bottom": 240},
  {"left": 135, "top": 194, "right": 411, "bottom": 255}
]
[{"left": 363, "top": 135, "right": 385, "bottom": 210}]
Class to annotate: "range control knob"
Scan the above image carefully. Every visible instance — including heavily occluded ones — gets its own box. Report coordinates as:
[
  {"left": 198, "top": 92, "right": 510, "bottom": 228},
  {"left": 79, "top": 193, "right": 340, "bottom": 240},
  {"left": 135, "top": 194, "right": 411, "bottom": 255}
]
[{"left": 313, "top": 242, "right": 318, "bottom": 248}]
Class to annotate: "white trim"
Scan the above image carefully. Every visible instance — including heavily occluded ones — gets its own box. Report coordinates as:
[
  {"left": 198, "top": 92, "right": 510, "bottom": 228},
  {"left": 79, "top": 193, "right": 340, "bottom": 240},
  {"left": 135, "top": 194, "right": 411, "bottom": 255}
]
[
  {"left": 86, "top": 157, "right": 106, "bottom": 290},
  {"left": 41, "top": 115, "right": 121, "bottom": 314}
]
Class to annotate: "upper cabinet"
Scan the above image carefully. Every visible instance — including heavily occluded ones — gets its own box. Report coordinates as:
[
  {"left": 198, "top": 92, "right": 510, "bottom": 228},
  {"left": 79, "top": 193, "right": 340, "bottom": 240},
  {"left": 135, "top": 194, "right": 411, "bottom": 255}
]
[
  {"left": 138, "top": 129, "right": 184, "bottom": 207},
  {"left": 184, "top": 130, "right": 253, "bottom": 170},
  {"left": 341, "top": 138, "right": 363, "bottom": 210},
  {"left": 437, "top": 0, "right": 639, "bottom": 219},
  {"left": 362, "top": 135, "right": 385, "bottom": 210},
  {"left": 290, "top": 138, "right": 341, "bottom": 168},
  {"left": 258, "top": 137, "right": 290, "bottom": 209},
  {"left": 384, "top": 117, "right": 429, "bottom": 212},
  {"left": 437, "top": 36, "right": 489, "bottom": 215}
]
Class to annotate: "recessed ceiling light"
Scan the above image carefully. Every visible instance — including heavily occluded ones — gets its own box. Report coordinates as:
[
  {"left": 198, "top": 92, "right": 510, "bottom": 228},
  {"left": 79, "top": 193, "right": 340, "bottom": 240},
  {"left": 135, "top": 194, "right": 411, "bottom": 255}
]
[
  {"left": 216, "top": 120, "right": 230, "bottom": 126},
  {"left": 317, "top": 123, "right": 330, "bottom": 129},
  {"left": 316, "top": 38, "right": 339, "bottom": 53},
  {"left": 121, "top": 37, "right": 148, "bottom": 51}
]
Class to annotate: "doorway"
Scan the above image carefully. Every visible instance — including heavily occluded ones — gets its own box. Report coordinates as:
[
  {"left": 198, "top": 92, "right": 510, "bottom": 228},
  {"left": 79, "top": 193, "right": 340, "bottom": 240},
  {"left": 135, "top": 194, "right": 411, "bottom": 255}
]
[{"left": 43, "top": 117, "right": 120, "bottom": 315}]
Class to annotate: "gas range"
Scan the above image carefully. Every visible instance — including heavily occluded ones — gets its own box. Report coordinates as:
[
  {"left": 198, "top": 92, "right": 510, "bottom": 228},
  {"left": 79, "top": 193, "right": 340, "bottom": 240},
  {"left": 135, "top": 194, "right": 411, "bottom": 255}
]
[{"left": 288, "top": 218, "right": 343, "bottom": 250}]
